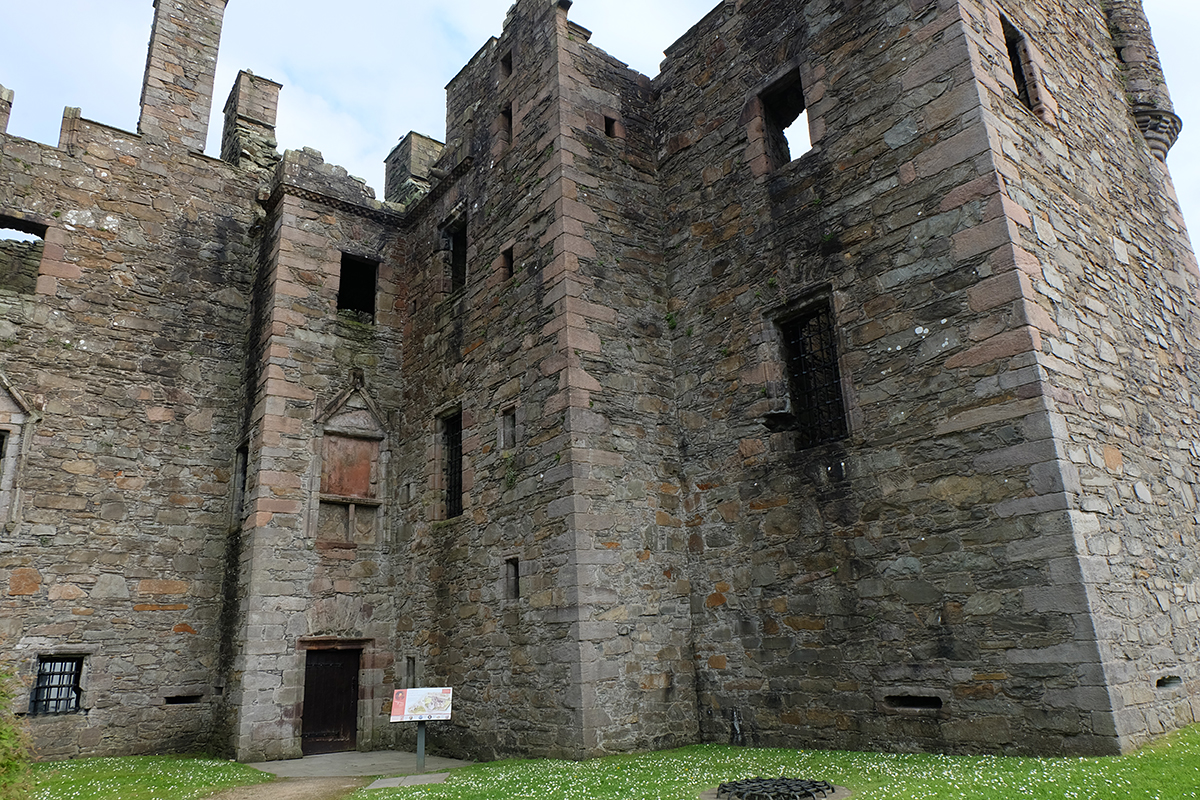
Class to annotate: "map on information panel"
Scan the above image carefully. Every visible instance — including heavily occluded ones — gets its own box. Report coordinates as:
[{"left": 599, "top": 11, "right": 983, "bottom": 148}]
[{"left": 390, "top": 687, "right": 453, "bottom": 722}]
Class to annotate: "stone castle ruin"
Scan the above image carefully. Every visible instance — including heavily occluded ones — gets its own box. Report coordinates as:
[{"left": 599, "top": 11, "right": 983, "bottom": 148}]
[{"left": 1, "top": 0, "right": 1198, "bottom": 763}]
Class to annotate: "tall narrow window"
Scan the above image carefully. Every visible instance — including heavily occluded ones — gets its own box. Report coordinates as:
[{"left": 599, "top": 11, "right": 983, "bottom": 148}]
[
  {"left": 337, "top": 254, "right": 378, "bottom": 323},
  {"left": 445, "top": 221, "right": 468, "bottom": 293},
  {"left": 1001, "top": 16, "right": 1031, "bottom": 110},
  {"left": 500, "top": 103, "right": 514, "bottom": 145},
  {"left": 505, "top": 557, "right": 520, "bottom": 600},
  {"left": 500, "top": 50, "right": 513, "bottom": 79},
  {"left": 780, "top": 302, "right": 847, "bottom": 448},
  {"left": 30, "top": 656, "right": 84, "bottom": 715},
  {"left": 233, "top": 444, "right": 249, "bottom": 524},
  {"left": 404, "top": 656, "right": 418, "bottom": 689},
  {"left": 760, "top": 69, "right": 811, "bottom": 169},
  {"left": 443, "top": 411, "right": 463, "bottom": 518}
]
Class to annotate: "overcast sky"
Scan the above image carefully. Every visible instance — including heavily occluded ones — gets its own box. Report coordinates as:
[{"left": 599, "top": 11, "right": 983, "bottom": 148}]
[{"left": 0, "top": 1, "right": 1196, "bottom": 241}]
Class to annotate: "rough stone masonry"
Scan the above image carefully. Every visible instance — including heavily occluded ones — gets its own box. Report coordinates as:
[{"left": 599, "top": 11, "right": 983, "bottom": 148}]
[{"left": 0, "top": 0, "right": 1197, "bottom": 763}]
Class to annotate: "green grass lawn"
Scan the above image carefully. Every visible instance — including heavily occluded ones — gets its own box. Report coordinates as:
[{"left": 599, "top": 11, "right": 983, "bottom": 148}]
[
  {"left": 350, "top": 726, "right": 1200, "bottom": 800},
  {"left": 32, "top": 754, "right": 273, "bottom": 800},
  {"left": 26, "top": 726, "right": 1200, "bottom": 800}
]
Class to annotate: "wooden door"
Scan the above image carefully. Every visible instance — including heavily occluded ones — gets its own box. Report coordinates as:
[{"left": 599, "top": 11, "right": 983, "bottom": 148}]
[{"left": 301, "top": 649, "right": 360, "bottom": 755}]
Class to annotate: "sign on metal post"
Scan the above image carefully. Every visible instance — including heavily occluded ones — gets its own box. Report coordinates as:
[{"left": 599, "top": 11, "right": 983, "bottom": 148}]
[{"left": 390, "top": 687, "right": 452, "bottom": 773}]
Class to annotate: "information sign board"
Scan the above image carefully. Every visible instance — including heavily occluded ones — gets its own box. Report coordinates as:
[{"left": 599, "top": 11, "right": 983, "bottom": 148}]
[{"left": 390, "top": 687, "right": 453, "bottom": 722}]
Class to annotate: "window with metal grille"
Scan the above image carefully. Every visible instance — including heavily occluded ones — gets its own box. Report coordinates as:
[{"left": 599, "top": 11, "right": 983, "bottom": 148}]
[
  {"left": 30, "top": 656, "right": 83, "bottom": 715},
  {"left": 443, "top": 412, "right": 463, "bottom": 518},
  {"left": 779, "top": 303, "right": 847, "bottom": 447}
]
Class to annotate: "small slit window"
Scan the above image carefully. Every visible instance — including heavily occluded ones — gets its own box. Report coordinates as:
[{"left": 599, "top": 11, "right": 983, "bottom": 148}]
[
  {"left": 443, "top": 411, "right": 464, "bottom": 519},
  {"left": 30, "top": 656, "right": 84, "bottom": 715},
  {"left": 165, "top": 694, "right": 203, "bottom": 705},
  {"left": 1001, "top": 16, "right": 1032, "bottom": 110},
  {"left": 500, "top": 103, "right": 514, "bottom": 145},
  {"left": 885, "top": 694, "right": 943, "bottom": 711},
  {"left": 500, "top": 408, "right": 517, "bottom": 450},
  {"left": 502, "top": 247, "right": 515, "bottom": 280},
  {"left": 500, "top": 51, "right": 513, "bottom": 79},
  {"left": 337, "top": 254, "right": 378, "bottom": 323},
  {"left": 505, "top": 557, "right": 520, "bottom": 600},
  {"left": 605, "top": 116, "right": 618, "bottom": 138},
  {"left": 0, "top": 215, "right": 47, "bottom": 296},
  {"left": 760, "top": 70, "right": 812, "bottom": 168},
  {"left": 779, "top": 301, "right": 848, "bottom": 448}
]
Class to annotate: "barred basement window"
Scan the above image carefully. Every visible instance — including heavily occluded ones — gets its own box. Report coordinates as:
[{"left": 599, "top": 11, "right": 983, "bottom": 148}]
[
  {"left": 30, "top": 656, "right": 83, "bottom": 715},
  {"left": 779, "top": 302, "right": 847, "bottom": 447},
  {"left": 443, "top": 411, "right": 463, "bottom": 518},
  {"left": 337, "top": 254, "right": 378, "bottom": 322}
]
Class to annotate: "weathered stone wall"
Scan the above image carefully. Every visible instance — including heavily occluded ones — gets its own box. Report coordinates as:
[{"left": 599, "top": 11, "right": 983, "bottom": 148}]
[
  {"left": 0, "top": 114, "right": 260, "bottom": 757},
  {"left": 961, "top": 0, "right": 1200, "bottom": 749}
]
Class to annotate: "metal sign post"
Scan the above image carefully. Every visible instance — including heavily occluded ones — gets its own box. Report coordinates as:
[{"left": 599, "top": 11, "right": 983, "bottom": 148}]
[{"left": 390, "top": 687, "right": 452, "bottom": 775}]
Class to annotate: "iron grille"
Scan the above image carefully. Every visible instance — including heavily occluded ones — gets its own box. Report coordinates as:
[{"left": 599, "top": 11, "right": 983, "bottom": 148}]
[
  {"left": 717, "top": 777, "right": 837, "bottom": 800},
  {"left": 444, "top": 412, "right": 463, "bottom": 518},
  {"left": 30, "top": 656, "right": 83, "bottom": 715},
  {"left": 780, "top": 303, "right": 847, "bottom": 448}
]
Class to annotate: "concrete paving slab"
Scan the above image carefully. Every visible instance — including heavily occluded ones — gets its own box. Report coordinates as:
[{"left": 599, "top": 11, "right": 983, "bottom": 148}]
[
  {"left": 365, "top": 772, "right": 451, "bottom": 790},
  {"left": 249, "top": 751, "right": 471, "bottom": 779}
]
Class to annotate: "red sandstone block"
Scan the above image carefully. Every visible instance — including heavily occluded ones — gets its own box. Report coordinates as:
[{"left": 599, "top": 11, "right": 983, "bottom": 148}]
[
  {"left": 968, "top": 269, "right": 1031, "bottom": 312},
  {"left": 952, "top": 216, "right": 1019, "bottom": 262},
  {"left": 945, "top": 326, "right": 1040, "bottom": 369}
]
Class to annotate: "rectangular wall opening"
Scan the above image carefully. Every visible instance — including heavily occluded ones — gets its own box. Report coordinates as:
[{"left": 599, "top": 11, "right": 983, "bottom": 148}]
[
  {"left": 779, "top": 301, "right": 848, "bottom": 447},
  {"left": 502, "top": 247, "right": 514, "bottom": 280},
  {"left": 1001, "top": 15, "right": 1032, "bottom": 110},
  {"left": 505, "top": 557, "right": 520, "bottom": 599},
  {"left": 337, "top": 254, "right": 378, "bottom": 323},
  {"left": 0, "top": 214, "right": 46, "bottom": 296},
  {"left": 760, "top": 70, "right": 812, "bottom": 168},
  {"left": 443, "top": 411, "right": 463, "bottom": 518}
]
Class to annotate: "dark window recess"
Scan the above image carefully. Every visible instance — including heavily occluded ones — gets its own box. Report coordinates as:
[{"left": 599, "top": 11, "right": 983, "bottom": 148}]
[
  {"left": 443, "top": 411, "right": 463, "bottom": 518},
  {"left": 165, "top": 694, "right": 203, "bottom": 705},
  {"left": 0, "top": 431, "right": 7, "bottom": 470},
  {"left": 760, "top": 70, "right": 811, "bottom": 168},
  {"left": 780, "top": 302, "right": 848, "bottom": 448},
  {"left": 885, "top": 695, "right": 943, "bottom": 711},
  {"left": 505, "top": 557, "right": 520, "bottom": 599},
  {"left": 337, "top": 254, "right": 378, "bottom": 322},
  {"left": 500, "top": 104, "right": 513, "bottom": 143},
  {"left": 446, "top": 222, "right": 468, "bottom": 293},
  {"left": 502, "top": 247, "right": 515, "bottom": 279},
  {"left": 30, "top": 656, "right": 83, "bottom": 715},
  {"left": 233, "top": 444, "right": 249, "bottom": 522},
  {"left": 0, "top": 215, "right": 47, "bottom": 296},
  {"left": 1157, "top": 676, "right": 1184, "bottom": 689},
  {"left": 500, "top": 408, "right": 517, "bottom": 450},
  {"left": 1001, "top": 16, "right": 1032, "bottom": 110},
  {"left": 404, "top": 656, "right": 417, "bottom": 689},
  {"left": 500, "top": 50, "right": 513, "bottom": 78},
  {"left": 604, "top": 116, "right": 618, "bottom": 138}
]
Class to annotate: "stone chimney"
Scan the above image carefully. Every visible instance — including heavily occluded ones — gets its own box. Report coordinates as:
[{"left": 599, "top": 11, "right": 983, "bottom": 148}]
[
  {"left": 221, "top": 71, "right": 282, "bottom": 173},
  {"left": 384, "top": 132, "right": 445, "bottom": 206},
  {"left": 138, "top": 0, "right": 229, "bottom": 152},
  {"left": 0, "top": 85, "right": 12, "bottom": 135}
]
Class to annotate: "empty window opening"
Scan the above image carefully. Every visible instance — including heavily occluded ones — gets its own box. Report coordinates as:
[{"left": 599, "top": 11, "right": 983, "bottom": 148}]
[
  {"left": 165, "top": 694, "right": 203, "bottom": 705},
  {"left": 500, "top": 50, "right": 513, "bottom": 78},
  {"left": 500, "top": 408, "right": 517, "bottom": 450},
  {"left": 1001, "top": 16, "right": 1032, "bottom": 110},
  {"left": 1157, "top": 675, "right": 1184, "bottom": 690},
  {"left": 885, "top": 695, "right": 943, "bottom": 711},
  {"left": 444, "top": 221, "right": 468, "bottom": 293},
  {"left": 604, "top": 116, "right": 618, "bottom": 138},
  {"left": 760, "top": 70, "right": 811, "bottom": 168},
  {"left": 443, "top": 411, "right": 464, "bottom": 519},
  {"left": 337, "top": 254, "right": 378, "bottom": 322},
  {"left": 30, "top": 656, "right": 84, "bottom": 715},
  {"left": 779, "top": 301, "right": 848, "bottom": 448},
  {"left": 502, "top": 247, "right": 515, "bottom": 280},
  {"left": 505, "top": 557, "right": 520, "bottom": 599},
  {"left": 0, "top": 215, "right": 46, "bottom": 296}
]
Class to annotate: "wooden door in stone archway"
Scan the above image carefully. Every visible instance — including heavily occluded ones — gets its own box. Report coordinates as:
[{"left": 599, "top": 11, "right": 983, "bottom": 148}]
[{"left": 301, "top": 649, "right": 360, "bottom": 755}]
